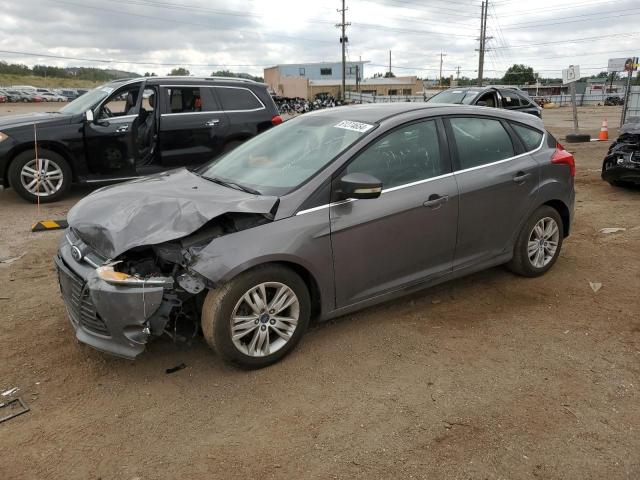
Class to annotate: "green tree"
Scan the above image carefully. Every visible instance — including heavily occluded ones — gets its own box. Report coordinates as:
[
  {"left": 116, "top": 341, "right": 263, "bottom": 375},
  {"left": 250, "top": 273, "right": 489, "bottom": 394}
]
[
  {"left": 168, "top": 67, "right": 190, "bottom": 76},
  {"left": 384, "top": 71, "right": 396, "bottom": 78},
  {"left": 502, "top": 64, "right": 535, "bottom": 85}
]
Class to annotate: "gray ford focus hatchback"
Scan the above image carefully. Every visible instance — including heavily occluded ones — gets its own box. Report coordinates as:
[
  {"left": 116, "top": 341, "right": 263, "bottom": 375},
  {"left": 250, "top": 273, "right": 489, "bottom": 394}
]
[{"left": 55, "top": 103, "right": 575, "bottom": 368}]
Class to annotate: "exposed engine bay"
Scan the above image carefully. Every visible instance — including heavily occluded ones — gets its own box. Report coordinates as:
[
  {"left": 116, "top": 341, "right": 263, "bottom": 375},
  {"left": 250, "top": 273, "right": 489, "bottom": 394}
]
[
  {"left": 89, "top": 213, "right": 273, "bottom": 345},
  {"left": 602, "top": 117, "right": 640, "bottom": 186}
]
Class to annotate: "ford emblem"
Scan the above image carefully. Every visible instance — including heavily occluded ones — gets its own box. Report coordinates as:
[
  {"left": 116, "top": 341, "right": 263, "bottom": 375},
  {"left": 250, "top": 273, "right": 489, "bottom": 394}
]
[{"left": 71, "top": 245, "right": 83, "bottom": 262}]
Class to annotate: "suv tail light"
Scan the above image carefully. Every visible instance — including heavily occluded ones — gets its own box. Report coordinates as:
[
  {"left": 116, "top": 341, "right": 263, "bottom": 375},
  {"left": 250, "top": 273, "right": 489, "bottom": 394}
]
[
  {"left": 271, "top": 115, "right": 283, "bottom": 126},
  {"left": 551, "top": 142, "right": 575, "bottom": 177}
]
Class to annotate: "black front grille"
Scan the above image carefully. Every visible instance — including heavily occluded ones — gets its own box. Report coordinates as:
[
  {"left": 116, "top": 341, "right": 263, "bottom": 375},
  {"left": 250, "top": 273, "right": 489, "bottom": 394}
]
[{"left": 57, "top": 257, "right": 110, "bottom": 337}]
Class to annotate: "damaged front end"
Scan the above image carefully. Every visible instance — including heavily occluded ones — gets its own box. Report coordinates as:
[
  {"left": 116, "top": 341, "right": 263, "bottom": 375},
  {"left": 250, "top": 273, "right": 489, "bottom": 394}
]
[
  {"left": 56, "top": 212, "right": 274, "bottom": 359},
  {"left": 602, "top": 118, "right": 640, "bottom": 186},
  {"left": 55, "top": 168, "right": 279, "bottom": 359}
]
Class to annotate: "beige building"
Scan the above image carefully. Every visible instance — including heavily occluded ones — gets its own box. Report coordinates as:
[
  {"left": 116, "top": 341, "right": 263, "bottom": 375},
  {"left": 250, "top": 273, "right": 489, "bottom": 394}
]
[{"left": 265, "top": 64, "right": 421, "bottom": 99}]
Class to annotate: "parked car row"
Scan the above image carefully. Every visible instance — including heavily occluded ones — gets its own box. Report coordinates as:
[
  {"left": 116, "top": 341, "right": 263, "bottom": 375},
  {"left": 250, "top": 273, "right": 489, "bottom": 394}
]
[{"left": 0, "top": 86, "right": 89, "bottom": 103}]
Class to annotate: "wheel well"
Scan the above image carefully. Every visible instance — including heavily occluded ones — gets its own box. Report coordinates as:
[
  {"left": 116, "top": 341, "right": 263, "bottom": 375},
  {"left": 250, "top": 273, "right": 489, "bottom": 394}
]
[
  {"left": 544, "top": 200, "right": 570, "bottom": 237},
  {"left": 270, "top": 261, "right": 322, "bottom": 319},
  {"left": 5, "top": 142, "right": 76, "bottom": 187}
]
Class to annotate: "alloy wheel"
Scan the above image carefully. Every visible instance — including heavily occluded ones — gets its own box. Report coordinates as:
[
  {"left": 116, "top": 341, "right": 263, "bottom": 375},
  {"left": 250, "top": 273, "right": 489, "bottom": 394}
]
[
  {"left": 20, "top": 158, "right": 65, "bottom": 197},
  {"left": 230, "top": 282, "right": 300, "bottom": 357},
  {"left": 528, "top": 217, "right": 560, "bottom": 268}
]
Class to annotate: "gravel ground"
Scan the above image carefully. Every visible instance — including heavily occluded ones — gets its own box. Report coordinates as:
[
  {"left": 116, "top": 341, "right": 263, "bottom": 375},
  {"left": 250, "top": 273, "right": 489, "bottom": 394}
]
[{"left": 1, "top": 105, "right": 639, "bottom": 480}]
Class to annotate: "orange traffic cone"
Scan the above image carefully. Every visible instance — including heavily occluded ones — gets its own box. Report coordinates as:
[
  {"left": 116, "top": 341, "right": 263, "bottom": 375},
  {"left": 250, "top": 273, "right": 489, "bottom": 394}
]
[{"left": 599, "top": 118, "right": 609, "bottom": 141}]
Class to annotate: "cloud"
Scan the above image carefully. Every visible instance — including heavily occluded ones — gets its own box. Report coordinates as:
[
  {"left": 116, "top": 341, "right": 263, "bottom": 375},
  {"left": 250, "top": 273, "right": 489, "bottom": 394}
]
[{"left": 0, "top": 0, "right": 638, "bottom": 80}]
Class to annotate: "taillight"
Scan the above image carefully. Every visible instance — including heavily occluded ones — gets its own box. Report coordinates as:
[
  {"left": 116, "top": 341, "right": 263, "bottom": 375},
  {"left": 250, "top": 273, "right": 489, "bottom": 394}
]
[
  {"left": 551, "top": 144, "right": 575, "bottom": 177},
  {"left": 271, "top": 115, "right": 283, "bottom": 126}
]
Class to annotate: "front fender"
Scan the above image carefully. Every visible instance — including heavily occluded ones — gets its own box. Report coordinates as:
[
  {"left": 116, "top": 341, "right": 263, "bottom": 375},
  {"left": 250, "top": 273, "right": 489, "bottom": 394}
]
[{"left": 189, "top": 210, "right": 335, "bottom": 314}]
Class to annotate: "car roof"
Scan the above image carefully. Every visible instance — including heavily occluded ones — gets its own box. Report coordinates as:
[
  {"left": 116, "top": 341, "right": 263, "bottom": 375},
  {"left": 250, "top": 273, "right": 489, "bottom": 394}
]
[
  {"left": 107, "top": 76, "right": 268, "bottom": 88},
  {"left": 304, "top": 102, "right": 544, "bottom": 129}
]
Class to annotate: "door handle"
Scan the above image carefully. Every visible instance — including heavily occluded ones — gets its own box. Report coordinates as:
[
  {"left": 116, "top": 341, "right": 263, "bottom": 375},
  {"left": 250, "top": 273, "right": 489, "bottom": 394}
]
[
  {"left": 513, "top": 172, "right": 531, "bottom": 183},
  {"left": 423, "top": 194, "right": 449, "bottom": 209},
  {"left": 116, "top": 125, "right": 129, "bottom": 133},
  {"left": 204, "top": 119, "right": 220, "bottom": 127}
]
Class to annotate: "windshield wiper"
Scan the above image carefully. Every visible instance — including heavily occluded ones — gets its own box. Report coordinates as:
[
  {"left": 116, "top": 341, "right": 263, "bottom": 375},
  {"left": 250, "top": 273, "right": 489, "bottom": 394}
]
[{"left": 198, "top": 175, "right": 261, "bottom": 195}]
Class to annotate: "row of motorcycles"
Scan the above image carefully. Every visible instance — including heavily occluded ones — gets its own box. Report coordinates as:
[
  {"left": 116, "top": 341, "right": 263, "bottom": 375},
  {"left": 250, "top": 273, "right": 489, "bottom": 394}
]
[{"left": 273, "top": 96, "right": 344, "bottom": 115}]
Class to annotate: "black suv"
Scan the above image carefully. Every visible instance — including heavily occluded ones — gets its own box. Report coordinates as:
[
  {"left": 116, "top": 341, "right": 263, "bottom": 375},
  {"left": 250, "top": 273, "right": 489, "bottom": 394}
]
[
  {"left": 427, "top": 86, "right": 541, "bottom": 117},
  {"left": 0, "top": 76, "right": 282, "bottom": 202}
]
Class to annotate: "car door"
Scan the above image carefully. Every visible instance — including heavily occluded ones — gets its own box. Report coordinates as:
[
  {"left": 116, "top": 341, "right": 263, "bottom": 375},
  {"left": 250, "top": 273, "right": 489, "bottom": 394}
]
[
  {"left": 83, "top": 82, "right": 143, "bottom": 176},
  {"left": 330, "top": 118, "right": 459, "bottom": 308},
  {"left": 445, "top": 115, "right": 539, "bottom": 269},
  {"left": 215, "top": 86, "right": 268, "bottom": 145},
  {"left": 157, "top": 85, "right": 230, "bottom": 168}
]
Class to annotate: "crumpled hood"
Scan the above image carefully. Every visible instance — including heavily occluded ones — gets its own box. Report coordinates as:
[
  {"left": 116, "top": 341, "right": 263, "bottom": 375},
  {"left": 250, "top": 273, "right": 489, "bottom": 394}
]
[{"left": 67, "top": 168, "right": 278, "bottom": 259}]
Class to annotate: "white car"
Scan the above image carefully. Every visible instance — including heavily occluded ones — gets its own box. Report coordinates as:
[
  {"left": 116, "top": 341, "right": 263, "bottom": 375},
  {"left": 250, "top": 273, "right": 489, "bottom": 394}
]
[{"left": 39, "top": 92, "right": 67, "bottom": 102}]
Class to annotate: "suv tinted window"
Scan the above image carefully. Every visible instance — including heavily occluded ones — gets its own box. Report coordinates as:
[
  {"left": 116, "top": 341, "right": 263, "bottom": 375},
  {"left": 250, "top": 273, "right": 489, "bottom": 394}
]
[
  {"left": 511, "top": 123, "right": 543, "bottom": 151},
  {"left": 450, "top": 117, "right": 514, "bottom": 169},
  {"left": 501, "top": 91, "right": 521, "bottom": 108},
  {"left": 167, "top": 87, "right": 203, "bottom": 113},
  {"left": 217, "top": 87, "right": 263, "bottom": 111},
  {"left": 346, "top": 120, "right": 445, "bottom": 190}
]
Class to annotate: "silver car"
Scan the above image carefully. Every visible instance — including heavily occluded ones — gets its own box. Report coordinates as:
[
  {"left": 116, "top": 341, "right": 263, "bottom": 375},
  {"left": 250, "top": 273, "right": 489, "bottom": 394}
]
[{"left": 55, "top": 103, "right": 575, "bottom": 368}]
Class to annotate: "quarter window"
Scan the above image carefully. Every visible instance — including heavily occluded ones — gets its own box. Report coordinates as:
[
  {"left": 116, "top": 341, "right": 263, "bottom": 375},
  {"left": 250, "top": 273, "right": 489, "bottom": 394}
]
[
  {"left": 346, "top": 120, "right": 445, "bottom": 190},
  {"left": 218, "top": 88, "right": 263, "bottom": 111},
  {"left": 512, "top": 123, "right": 543, "bottom": 151},
  {"left": 450, "top": 117, "right": 514, "bottom": 169},
  {"left": 167, "top": 87, "right": 203, "bottom": 113}
]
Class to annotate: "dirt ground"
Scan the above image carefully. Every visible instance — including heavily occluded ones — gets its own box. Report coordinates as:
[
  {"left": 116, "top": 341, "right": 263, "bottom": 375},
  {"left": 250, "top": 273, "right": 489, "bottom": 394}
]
[{"left": 1, "top": 105, "right": 639, "bottom": 480}]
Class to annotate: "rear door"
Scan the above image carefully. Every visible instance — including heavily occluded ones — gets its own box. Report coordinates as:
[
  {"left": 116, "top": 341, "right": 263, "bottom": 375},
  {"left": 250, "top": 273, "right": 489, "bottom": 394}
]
[
  {"left": 157, "top": 85, "right": 230, "bottom": 168},
  {"left": 445, "top": 115, "right": 539, "bottom": 269},
  {"left": 330, "top": 118, "right": 459, "bottom": 307},
  {"left": 214, "top": 86, "right": 269, "bottom": 143}
]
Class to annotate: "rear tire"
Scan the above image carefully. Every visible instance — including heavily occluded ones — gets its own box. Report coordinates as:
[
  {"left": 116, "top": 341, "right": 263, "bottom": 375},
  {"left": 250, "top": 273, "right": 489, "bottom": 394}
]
[
  {"left": 507, "top": 206, "right": 564, "bottom": 277},
  {"left": 201, "top": 265, "right": 310, "bottom": 369},
  {"left": 8, "top": 149, "right": 72, "bottom": 203}
]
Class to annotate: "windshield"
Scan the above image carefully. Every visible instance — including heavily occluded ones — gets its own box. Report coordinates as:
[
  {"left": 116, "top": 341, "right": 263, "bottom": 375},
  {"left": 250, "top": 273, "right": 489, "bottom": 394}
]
[
  {"left": 198, "top": 114, "right": 376, "bottom": 196},
  {"left": 427, "top": 89, "right": 477, "bottom": 105},
  {"left": 59, "top": 84, "right": 115, "bottom": 115}
]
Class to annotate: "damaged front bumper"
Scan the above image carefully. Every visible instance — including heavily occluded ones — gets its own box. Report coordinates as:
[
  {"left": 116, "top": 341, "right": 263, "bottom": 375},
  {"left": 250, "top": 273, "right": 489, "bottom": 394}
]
[
  {"left": 602, "top": 157, "right": 640, "bottom": 185},
  {"left": 55, "top": 238, "right": 170, "bottom": 360}
]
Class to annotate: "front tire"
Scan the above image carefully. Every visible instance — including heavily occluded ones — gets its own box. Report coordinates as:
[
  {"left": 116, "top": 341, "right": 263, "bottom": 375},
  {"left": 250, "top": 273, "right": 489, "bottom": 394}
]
[
  {"left": 507, "top": 206, "right": 564, "bottom": 277},
  {"left": 8, "top": 149, "right": 72, "bottom": 203},
  {"left": 201, "top": 265, "right": 311, "bottom": 369}
]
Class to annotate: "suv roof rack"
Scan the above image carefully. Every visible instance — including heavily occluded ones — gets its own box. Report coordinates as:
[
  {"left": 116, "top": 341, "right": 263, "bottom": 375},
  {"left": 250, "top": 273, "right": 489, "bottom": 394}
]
[{"left": 138, "top": 75, "right": 258, "bottom": 84}]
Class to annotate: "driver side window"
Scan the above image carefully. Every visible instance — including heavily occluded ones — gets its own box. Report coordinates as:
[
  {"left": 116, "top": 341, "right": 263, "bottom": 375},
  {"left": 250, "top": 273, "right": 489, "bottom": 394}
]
[
  {"left": 98, "top": 85, "right": 142, "bottom": 120},
  {"left": 345, "top": 120, "right": 445, "bottom": 190}
]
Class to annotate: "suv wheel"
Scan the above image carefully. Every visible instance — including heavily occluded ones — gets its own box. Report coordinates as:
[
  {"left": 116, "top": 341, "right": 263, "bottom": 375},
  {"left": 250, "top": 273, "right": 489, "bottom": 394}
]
[
  {"left": 201, "top": 265, "right": 310, "bottom": 369},
  {"left": 8, "top": 149, "right": 72, "bottom": 203},
  {"left": 507, "top": 206, "right": 564, "bottom": 277}
]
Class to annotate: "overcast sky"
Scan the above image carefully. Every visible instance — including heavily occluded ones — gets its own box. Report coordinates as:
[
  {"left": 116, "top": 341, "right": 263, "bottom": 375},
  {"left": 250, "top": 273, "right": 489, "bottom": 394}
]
[{"left": 0, "top": 0, "right": 638, "bottom": 80}]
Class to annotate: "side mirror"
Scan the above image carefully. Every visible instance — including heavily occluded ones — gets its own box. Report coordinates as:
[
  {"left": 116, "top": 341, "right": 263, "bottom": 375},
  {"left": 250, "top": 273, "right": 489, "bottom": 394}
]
[
  {"left": 338, "top": 172, "right": 382, "bottom": 200},
  {"left": 85, "top": 110, "right": 94, "bottom": 122},
  {"left": 476, "top": 100, "right": 487, "bottom": 107}
]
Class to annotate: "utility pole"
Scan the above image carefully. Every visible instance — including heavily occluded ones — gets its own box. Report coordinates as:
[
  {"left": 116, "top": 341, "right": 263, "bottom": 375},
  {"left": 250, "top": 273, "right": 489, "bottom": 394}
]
[
  {"left": 336, "top": 0, "right": 350, "bottom": 102},
  {"left": 439, "top": 52, "right": 447, "bottom": 88},
  {"left": 389, "top": 50, "right": 392, "bottom": 76},
  {"left": 477, "top": 0, "right": 490, "bottom": 86},
  {"left": 456, "top": 66, "right": 461, "bottom": 84}
]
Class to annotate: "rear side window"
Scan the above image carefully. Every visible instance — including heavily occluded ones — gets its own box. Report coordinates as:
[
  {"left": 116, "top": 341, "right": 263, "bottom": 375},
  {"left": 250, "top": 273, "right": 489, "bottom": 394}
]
[
  {"left": 450, "top": 117, "right": 514, "bottom": 170},
  {"left": 512, "top": 123, "right": 543, "bottom": 151},
  {"left": 501, "top": 91, "right": 521, "bottom": 108},
  {"left": 167, "top": 87, "right": 203, "bottom": 113},
  {"left": 217, "top": 87, "right": 263, "bottom": 111}
]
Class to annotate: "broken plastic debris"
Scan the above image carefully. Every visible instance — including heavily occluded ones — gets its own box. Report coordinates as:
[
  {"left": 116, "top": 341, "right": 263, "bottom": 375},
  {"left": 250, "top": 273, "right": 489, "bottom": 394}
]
[
  {"left": 589, "top": 282, "right": 603, "bottom": 293},
  {"left": 1, "top": 387, "right": 19, "bottom": 397},
  {"left": 599, "top": 228, "right": 626, "bottom": 234},
  {"left": 166, "top": 363, "right": 187, "bottom": 374},
  {"left": 0, "top": 254, "right": 25, "bottom": 265}
]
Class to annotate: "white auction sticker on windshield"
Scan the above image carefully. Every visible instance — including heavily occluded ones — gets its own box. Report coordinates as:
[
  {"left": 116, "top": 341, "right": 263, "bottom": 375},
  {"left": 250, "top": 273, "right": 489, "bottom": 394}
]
[{"left": 334, "top": 120, "right": 374, "bottom": 133}]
